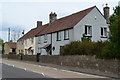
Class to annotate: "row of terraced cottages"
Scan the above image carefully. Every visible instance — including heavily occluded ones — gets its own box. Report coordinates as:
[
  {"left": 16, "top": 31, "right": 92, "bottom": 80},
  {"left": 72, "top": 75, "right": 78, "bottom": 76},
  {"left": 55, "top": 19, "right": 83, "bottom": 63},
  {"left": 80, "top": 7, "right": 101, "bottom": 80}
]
[{"left": 16, "top": 5, "right": 109, "bottom": 55}]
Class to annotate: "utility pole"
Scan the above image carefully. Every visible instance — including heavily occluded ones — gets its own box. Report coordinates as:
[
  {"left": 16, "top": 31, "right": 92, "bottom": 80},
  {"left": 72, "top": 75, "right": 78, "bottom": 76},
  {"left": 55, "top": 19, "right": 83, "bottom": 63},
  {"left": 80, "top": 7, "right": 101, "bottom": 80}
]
[{"left": 8, "top": 28, "right": 10, "bottom": 42}]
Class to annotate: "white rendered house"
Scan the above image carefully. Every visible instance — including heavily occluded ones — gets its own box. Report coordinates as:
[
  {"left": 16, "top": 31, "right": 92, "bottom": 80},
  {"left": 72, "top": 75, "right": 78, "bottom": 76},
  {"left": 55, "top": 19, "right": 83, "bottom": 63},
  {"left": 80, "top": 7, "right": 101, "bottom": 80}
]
[
  {"left": 35, "top": 6, "right": 109, "bottom": 55},
  {"left": 17, "top": 5, "right": 109, "bottom": 55}
]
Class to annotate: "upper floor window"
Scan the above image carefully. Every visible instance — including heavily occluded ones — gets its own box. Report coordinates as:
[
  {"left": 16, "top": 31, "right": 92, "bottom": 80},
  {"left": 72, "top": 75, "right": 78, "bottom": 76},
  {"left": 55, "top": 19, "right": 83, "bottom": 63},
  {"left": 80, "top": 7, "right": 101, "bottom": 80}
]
[
  {"left": 57, "top": 31, "right": 61, "bottom": 41},
  {"left": 84, "top": 25, "right": 92, "bottom": 37},
  {"left": 64, "top": 30, "right": 69, "bottom": 40},
  {"left": 25, "top": 39, "right": 27, "bottom": 46},
  {"left": 31, "top": 38, "right": 34, "bottom": 44},
  {"left": 101, "top": 27, "right": 107, "bottom": 38},
  {"left": 44, "top": 34, "right": 47, "bottom": 43},
  {"left": 21, "top": 40, "right": 24, "bottom": 45},
  {"left": 38, "top": 36, "right": 41, "bottom": 44}
]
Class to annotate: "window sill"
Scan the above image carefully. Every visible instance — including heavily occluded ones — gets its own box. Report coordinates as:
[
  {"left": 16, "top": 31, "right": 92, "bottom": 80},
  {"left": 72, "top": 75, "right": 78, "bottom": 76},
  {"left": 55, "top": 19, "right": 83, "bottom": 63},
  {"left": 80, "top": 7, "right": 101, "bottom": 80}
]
[
  {"left": 44, "top": 41, "right": 47, "bottom": 43},
  {"left": 56, "top": 40, "right": 61, "bottom": 41},
  {"left": 83, "top": 34, "right": 92, "bottom": 37},
  {"left": 64, "top": 38, "right": 69, "bottom": 40},
  {"left": 83, "top": 35, "right": 92, "bottom": 37},
  {"left": 101, "top": 36, "right": 107, "bottom": 38}
]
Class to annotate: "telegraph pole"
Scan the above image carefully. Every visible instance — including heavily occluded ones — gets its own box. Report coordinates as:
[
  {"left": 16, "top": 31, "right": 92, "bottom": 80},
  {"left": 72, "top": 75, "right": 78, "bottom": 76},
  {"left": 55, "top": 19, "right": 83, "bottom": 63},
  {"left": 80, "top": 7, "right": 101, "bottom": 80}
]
[{"left": 8, "top": 28, "right": 10, "bottom": 42}]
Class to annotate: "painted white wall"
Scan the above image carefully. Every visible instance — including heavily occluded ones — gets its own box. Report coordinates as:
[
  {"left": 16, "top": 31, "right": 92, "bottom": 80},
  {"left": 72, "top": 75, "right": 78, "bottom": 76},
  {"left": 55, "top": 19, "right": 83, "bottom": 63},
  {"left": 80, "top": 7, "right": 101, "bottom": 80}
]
[
  {"left": 37, "top": 29, "right": 73, "bottom": 55},
  {"left": 37, "top": 34, "right": 52, "bottom": 55},
  {"left": 74, "top": 7, "right": 108, "bottom": 42},
  {"left": 52, "top": 29, "right": 73, "bottom": 55}
]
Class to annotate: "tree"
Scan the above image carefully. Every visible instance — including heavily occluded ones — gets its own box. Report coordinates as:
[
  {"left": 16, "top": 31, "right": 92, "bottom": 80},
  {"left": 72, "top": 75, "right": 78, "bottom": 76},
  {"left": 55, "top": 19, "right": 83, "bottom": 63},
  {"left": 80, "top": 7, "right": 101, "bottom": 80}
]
[
  {"left": 0, "top": 38, "right": 3, "bottom": 45},
  {"left": 109, "top": 6, "right": 120, "bottom": 59},
  {"left": 101, "top": 6, "right": 120, "bottom": 59}
]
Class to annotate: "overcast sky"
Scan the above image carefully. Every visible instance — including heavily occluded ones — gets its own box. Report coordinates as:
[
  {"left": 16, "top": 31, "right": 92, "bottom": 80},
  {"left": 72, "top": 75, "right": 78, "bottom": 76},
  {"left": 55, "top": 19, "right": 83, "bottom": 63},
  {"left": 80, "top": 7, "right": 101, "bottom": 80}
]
[{"left": 0, "top": 0, "right": 119, "bottom": 42}]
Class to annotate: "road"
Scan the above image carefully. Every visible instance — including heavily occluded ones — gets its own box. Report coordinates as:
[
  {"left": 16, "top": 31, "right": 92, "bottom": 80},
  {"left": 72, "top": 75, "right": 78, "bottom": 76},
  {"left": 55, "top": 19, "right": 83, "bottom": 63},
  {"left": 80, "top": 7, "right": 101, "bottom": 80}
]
[
  {"left": 2, "top": 59, "right": 108, "bottom": 79},
  {"left": 2, "top": 63, "right": 46, "bottom": 78}
]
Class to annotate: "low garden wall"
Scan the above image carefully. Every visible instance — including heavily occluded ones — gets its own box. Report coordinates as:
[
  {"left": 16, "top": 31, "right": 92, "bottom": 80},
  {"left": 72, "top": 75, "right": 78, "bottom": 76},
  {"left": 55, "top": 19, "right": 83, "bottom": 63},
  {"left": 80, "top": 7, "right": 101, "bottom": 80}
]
[{"left": 2, "top": 54, "right": 120, "bottom": 77}]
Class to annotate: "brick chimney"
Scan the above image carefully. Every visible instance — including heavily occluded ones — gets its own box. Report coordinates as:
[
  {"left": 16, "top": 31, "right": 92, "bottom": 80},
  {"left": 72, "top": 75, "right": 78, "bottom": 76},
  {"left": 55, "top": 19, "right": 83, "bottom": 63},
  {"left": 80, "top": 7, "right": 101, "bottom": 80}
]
[
  {"left": 37, "top": 21, "right": 42, "bottom": 27},
  {"left": 103, "top": 4, "right": 110, "bottom": 24},
  {"left": 49, "top": 12, "right": 57, "bottom": 23}
]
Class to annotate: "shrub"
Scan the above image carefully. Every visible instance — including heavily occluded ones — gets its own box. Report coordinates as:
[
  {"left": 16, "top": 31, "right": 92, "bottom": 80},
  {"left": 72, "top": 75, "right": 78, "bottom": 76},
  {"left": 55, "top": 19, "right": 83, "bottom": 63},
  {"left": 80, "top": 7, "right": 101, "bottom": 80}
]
[
  {"left": 19, "top": 52, "right": 23, "bottom": 55},
  {"left": 98, "top": 42, "right": 120, "bottom": 59},
  {"left": 60, "top": 41, "right": 106, "bottom": 56}
]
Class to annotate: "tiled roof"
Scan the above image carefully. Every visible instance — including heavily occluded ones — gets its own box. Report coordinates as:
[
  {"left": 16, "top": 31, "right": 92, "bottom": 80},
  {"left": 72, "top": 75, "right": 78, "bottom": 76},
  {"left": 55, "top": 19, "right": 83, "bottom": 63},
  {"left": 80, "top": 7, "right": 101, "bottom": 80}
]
[
  {"left": 18, "top": 24, "right": 48, "bottom": 41},
  {"left": 36, "top": 6, "right": 96, "bottom": 36},
  {"left": 18, "top": 6, "right": 96, "bottom": 41},
  {"left": 6, "top": 42, "right": 16, "bottom": 48}
]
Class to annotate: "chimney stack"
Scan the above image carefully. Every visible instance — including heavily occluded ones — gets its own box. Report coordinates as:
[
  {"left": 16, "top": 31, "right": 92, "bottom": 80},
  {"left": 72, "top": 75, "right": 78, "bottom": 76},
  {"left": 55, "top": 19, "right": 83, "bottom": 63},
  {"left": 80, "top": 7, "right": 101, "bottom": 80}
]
[
  {"left": 103, "top": 4, "right": 110, "bottom": 24},
  {"left": 49, "top": 12, "right": 57, "bottom": 23},
  {"left": 37, "top": 21, "right": 42, "bottom": 27}
]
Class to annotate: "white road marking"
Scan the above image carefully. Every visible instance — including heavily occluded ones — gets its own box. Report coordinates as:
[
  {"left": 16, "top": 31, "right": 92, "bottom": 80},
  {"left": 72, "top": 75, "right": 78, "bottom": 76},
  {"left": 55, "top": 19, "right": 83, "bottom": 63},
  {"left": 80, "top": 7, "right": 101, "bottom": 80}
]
[
  {"left": 24, "top": 68, "right": 27, "bottom": 71},
  {"left": 12, "top": 65, "right": 14, "bottom": 67},
  {"left": 41, "top": 73, "right": 45, "bottom": 76},
  {"left": 38, "top": 65, "right": 41, "bottom": 67}
]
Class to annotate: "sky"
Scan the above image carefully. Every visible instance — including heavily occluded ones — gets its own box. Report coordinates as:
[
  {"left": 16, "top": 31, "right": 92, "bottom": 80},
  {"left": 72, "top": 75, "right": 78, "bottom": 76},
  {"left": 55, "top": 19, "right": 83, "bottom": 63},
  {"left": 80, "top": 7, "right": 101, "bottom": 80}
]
[{"left": 0, "top": 0, "right": 120, "bottom": 42}]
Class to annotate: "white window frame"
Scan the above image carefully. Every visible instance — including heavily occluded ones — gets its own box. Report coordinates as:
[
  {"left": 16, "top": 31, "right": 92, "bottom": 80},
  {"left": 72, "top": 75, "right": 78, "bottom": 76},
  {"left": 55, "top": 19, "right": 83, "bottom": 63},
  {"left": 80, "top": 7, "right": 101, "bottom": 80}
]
[
  {"left": 31, "top": 38, "right": 34, "bottom": 44},
  {"left": 44, "top": 34, "right": 47, "bottom": 43},
  {"left": 57, "top": 31, "right": 61, "bottom": 41},
  {"left": 84, "top": 25, "right": 92, "bottom": 37},
  {"left": 101, "top": 27, "right": 107, "bottom": 38},
  {"left": 38, "top": 47, "right": 42, "bottom": 53},
  {"left": 64, "top": 30, "right": 69, "bottom": 40},
  {"left": 38, "top": 36, "right": 41, "bottom": 44},
  {"left": 25, "top": 39, "right": 27, "bottom": 46}
]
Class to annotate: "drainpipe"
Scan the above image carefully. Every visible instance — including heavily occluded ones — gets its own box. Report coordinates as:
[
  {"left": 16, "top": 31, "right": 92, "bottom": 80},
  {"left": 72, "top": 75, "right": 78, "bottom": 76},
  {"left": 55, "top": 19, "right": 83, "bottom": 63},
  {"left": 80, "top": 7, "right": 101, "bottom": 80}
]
[{"left": 51, "top": 33, "right": 52, "bottom": 55}]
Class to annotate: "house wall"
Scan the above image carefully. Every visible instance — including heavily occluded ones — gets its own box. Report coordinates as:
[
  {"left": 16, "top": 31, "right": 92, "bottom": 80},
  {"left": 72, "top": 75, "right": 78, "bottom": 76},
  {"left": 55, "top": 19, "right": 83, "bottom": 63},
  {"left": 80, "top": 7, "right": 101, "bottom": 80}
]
[
  {"left": 37, "top": 34, "right": 52, "bottom": 55},
  {"left": 74, "top": 7, "right": 108, "bottom": 42},
  {"left": 37, "top": 29, "right": 73, "bottom": 55},
  {"left": 17, "top": 40, "right": 24, "bottom": 54},
  {"left": 52, "top": 29, "right": 73, "bottom": 55},
  {"left": 17, "top": 37, "right": 36, "bottom": 55},
  {"left": 4, "top": 44, "right": 10, "bottom": 54},
  {"left": 24, "top": 37, "right": 35, "bottom": 55}
]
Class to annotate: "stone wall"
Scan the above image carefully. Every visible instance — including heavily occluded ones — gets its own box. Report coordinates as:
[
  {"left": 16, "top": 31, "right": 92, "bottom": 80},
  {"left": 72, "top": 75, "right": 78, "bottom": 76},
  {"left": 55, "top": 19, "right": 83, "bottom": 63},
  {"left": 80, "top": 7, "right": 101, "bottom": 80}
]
[{"left": 2, "top": 54, "right": 120, "bottom": 76}]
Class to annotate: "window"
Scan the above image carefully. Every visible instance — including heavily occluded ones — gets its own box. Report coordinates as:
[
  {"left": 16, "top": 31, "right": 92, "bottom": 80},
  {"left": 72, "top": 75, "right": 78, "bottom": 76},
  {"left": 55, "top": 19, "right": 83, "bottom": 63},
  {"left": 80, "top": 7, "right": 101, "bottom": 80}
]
[
  {"left": 38, "top": 47, "right": 42, "bottom": 53},
  {"left": 84, "top": 25, "right": 92, "bottom": 37},
  {"left": 64, "top": 30, "right": 69, "bottom": 40},
  {"left": 25, "top": 39, "right": 27, "bottom": 46},
  {"left": 38, "top": 36, "right": 41, "bottom": 44},
  {"left": 101, "top": 27, "right": 107, "bottom": 38},
  {"left": 44, "top": 34, "right": 47, "bottom": 43},
  {"left": 57, "top": 31, "right": 61, "bottom": 41},
  {"left": 21, "top": 40, "right": 24, "bottom": 45},
  {"left": 31, "top": 38, "right": 34, "bottom": 44}
]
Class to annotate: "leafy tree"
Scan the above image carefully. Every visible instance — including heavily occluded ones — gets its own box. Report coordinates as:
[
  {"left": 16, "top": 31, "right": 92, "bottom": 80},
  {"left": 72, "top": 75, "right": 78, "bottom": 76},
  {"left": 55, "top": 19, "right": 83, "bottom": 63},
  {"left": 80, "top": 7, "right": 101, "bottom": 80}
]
[
  {"left": 101, "top": 6, "right": 120, "bottom": 59},
  {"left": 0, "top": 38, "right": 3, "bottom": 45},
  {"left": 109, "top": 6, "right": 120, "bottom": 59}
]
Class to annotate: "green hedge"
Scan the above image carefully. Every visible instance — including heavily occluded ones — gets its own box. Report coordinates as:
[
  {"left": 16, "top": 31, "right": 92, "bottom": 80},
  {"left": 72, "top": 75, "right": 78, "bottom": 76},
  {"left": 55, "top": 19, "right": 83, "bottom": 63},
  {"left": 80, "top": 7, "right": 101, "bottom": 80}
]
[
  {"left": 60, "top": 41, "right": 105, "bottom": 55},
  {"left": 60, "top": 41, "right": 119, "bottom": 59}
]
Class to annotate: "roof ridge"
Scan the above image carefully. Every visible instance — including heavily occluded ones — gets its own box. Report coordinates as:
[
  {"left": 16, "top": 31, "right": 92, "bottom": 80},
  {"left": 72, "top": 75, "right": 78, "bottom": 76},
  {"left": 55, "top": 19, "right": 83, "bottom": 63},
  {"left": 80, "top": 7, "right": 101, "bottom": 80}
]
[{"left": 55, "top": 6, "right": 96, "bottom": 21}]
